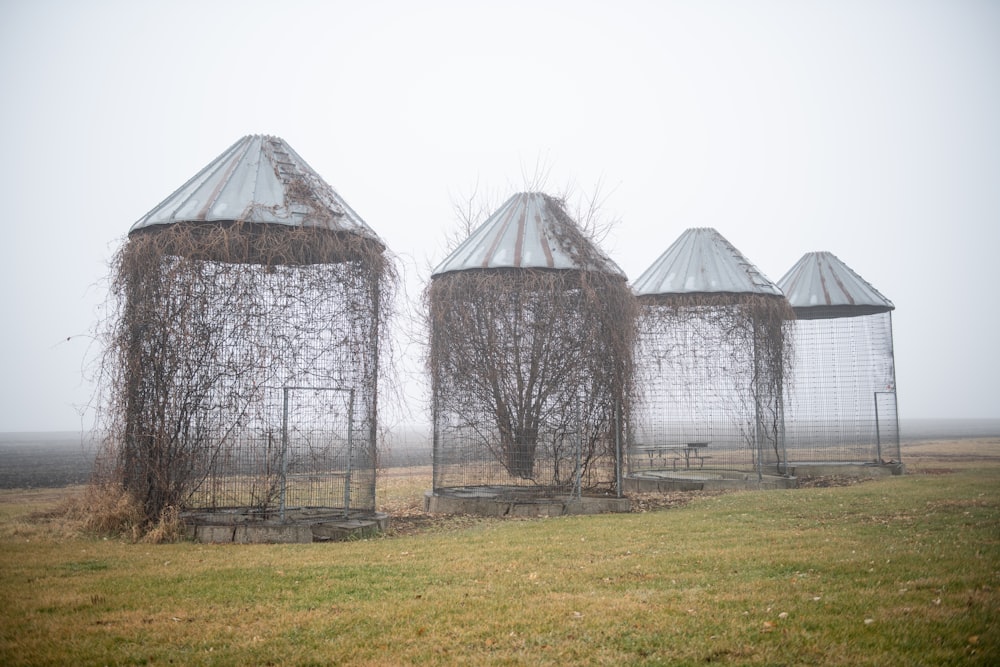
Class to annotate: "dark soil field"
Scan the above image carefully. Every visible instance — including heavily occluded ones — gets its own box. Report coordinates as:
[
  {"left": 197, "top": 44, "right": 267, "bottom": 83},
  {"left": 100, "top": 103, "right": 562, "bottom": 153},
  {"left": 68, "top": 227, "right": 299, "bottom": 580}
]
[
  {"left": 0, "top": 431, "right": 431, "bottom": 490},
  {"left": 0, "top": 433, "right": 97, "bottom": 489}
]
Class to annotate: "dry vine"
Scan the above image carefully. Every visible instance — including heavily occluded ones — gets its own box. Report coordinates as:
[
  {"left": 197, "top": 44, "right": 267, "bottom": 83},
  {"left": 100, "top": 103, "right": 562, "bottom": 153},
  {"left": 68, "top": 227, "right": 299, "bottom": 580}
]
[{"left": 635, "top": 293, "right": 795, "bottom": 472}]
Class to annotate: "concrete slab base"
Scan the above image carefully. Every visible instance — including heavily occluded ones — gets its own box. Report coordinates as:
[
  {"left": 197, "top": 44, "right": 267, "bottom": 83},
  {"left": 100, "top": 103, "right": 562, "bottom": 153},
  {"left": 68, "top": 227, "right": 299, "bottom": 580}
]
[
  {"left": 183, "top": 508, "right": 390, "bottom": 543},
  {"left": 624, "top": 470, "right": 798, "bottom": 493},
  {"left": 424, "top": 487, "right": 631, "bottom": 517},
  {"left": 785, "top": 462, "right": 905, "bottom": 477}
]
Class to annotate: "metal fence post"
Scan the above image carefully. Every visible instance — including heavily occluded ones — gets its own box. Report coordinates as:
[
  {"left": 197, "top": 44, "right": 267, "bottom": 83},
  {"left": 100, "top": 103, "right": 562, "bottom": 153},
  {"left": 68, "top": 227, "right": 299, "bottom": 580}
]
[
  {"left": 574, "top": 401, "right": 583, "bottom": 501},
  {"left": 281, "top": 386, "right": 289, "bottom": 522},
  {"left": 344, "top": 388, "right": 355, "bottom": 517},
  {"left": 615, "top": 399, "right": 623, "bottom": 498},
  {"left": 874, "top": 391, "right": 883, "bottom": 462}
]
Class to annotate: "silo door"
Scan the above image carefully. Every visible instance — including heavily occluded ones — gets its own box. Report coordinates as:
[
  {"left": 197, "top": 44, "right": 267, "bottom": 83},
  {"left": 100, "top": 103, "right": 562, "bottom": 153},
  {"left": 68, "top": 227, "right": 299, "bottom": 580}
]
[
  {"left": 874, "top": 391, "right": 900, "bottom": 463},
  {"left": 280, "top": 386, "right": 356, "bottom": 515}
]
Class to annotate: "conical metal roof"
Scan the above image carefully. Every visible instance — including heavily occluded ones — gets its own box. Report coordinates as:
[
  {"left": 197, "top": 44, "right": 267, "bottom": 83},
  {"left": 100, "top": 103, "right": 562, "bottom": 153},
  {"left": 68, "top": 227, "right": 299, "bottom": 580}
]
[
  {"left": 632, "top": 227, "right": 783, "bottom": 297},
  {"left": 777, "top": 251, "right": 894, "bottom": 319},
  {"left": 431, "top": 192, "right": 626, "bottom": 278},
  {"left": 130, "top": 135, "right": 381, "bottom": 243}
]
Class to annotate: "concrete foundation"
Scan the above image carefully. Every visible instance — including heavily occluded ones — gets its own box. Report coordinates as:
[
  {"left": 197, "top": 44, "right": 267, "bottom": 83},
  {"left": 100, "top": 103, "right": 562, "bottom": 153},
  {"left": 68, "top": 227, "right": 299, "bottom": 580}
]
[
  {"left": 183, "top": 508, "right": 390, "bottom": 543},
  {"left": 785, "top": 462, "right": 905, "bottom": 478},
  {"left": 424, "top": 487, "right": 631, "bottom": 517},
  {"left": 624, "top": 469, "right": 798, "bottom": 493}
]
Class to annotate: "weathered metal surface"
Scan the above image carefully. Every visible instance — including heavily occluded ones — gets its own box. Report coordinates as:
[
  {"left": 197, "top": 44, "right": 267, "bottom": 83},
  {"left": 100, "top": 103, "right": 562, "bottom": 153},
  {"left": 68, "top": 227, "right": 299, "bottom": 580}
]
[
  {"left": 431, "top": 192, "right": 626, "bottom": 277},
  {"left": 632, "top": 227, "right": 782, "bottom": 297},
  {"left": 130, "top": 135, "right": 381, "bottom": 242},
  {"left": 778, "top": 251, "right": 894, "bottom": 319}
]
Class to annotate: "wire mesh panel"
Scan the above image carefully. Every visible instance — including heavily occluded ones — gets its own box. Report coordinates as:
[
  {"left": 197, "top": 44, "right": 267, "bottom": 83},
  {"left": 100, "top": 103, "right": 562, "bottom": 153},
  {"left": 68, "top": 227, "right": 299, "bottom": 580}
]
[
  {"left": 784, "top": 312, "right": 900, "bottom": 464},
  {"left": 630, "top": 297, "right": 791, "bottom": 477}
]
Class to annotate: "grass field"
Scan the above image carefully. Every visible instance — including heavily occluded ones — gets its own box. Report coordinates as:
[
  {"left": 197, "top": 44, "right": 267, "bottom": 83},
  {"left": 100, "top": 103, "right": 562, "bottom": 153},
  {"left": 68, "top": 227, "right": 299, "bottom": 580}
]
[{"left": 1, "top": 439, "right": 997, "bottom": 665}]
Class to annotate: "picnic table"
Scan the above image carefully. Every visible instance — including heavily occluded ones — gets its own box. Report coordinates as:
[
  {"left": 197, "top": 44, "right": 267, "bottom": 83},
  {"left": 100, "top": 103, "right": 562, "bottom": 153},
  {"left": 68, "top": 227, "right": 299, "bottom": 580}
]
[{"left": 633, "top": 442, "right": 711, "bottom": 470}]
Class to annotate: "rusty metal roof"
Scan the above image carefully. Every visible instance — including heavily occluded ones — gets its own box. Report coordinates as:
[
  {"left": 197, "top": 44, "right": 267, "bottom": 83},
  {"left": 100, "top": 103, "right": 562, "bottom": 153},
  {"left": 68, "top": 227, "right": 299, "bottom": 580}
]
[
  {"left": 632, "top": 227, "right": 783, "bottom": 297},
  {"left": 778, "top": 251, "right": 894, "bottom": 319},
  {"left": 130, "top": 135, "right": 381, "bottom": 242},
  {"left": 431, "top": 192, "right": 626, "bottom": 278}
]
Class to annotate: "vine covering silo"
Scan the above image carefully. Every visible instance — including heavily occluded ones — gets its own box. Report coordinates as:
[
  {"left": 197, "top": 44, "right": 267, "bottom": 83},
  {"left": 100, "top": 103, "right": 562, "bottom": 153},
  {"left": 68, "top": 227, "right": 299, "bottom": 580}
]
[
  {"left": 95, "top": 136, "right": 394, "bottom": 529},
  {"left": 426, "top": 193, "right": 636, "bottom": 498}
]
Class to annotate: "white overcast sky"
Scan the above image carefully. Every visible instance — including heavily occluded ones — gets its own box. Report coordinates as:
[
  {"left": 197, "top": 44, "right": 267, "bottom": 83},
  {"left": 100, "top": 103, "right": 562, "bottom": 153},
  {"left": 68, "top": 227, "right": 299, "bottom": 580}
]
[{"left": 1, "top": 0, "right": 998, "bottom": 432}]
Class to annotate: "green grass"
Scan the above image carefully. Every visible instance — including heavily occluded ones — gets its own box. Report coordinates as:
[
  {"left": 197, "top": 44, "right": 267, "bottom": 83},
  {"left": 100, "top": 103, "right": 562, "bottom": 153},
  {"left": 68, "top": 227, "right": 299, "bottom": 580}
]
[{"left": 1, "top": 463, "right": 998, "bottom": 665}]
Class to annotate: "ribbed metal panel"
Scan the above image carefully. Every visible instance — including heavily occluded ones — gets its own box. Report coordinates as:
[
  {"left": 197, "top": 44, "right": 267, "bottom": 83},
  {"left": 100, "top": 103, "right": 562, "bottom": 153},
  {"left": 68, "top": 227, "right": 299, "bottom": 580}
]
[
  {"left": 632, "top": 227, "right": 782, "bottom": 297},
  {"left": 431, "top": 192, "right": 626, "bottom": 277},
  {"left": 778, "top": 251, "right": 894, "bottom": 319},
  {"left": 130, "top": 135, "right": 381, "bottom": 242}
]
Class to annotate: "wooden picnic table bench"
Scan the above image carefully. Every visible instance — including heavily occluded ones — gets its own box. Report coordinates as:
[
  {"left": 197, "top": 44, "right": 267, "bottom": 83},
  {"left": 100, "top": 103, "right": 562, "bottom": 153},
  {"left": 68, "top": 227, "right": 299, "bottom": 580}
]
[{"left": 633, "top": 442, "right": 711, "bottom": 470}]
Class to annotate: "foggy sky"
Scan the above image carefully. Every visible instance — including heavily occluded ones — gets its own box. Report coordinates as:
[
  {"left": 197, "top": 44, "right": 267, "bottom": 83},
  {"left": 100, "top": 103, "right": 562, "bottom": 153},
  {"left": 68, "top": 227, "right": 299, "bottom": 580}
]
[{"left": 1, "top": 0, "right": 998, "bottom": 431}]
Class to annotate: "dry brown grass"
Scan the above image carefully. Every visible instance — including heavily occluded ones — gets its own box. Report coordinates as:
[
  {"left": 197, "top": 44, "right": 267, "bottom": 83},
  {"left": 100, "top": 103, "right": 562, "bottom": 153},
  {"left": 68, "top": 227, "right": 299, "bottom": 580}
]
[
  {"left": 3, "top": 483, "right": 186, "bottom": 544},
  {"left": 68, "top": 483, "right": 145, "bottom": 538},
  {"left": 900, "top": 437, "right": 1000, "bottom": 473}
]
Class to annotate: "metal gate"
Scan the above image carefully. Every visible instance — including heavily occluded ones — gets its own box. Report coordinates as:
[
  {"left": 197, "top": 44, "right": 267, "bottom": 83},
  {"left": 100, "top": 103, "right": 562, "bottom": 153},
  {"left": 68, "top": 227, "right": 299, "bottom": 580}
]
[
  {"left": 280, "top": 386, "right": 356, "bottom": 518},
  {"left": 874, "top": 391, "right": 901, "bottom": 463}
]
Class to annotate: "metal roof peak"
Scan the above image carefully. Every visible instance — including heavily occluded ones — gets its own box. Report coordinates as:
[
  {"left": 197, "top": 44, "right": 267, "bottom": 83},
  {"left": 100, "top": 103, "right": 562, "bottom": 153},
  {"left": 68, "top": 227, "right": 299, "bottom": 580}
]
[
  {"left": 778, "top": 251, "right": 894, "bottom": 319},
  {"left": 632, "top": 227, "right": 782, "bottom": 297},
  {"left": 431, "top": 191, "right": 625, "bottom": 278},
  {"left": 130, "top": 135, "right": 382, "bottom": 244}
]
